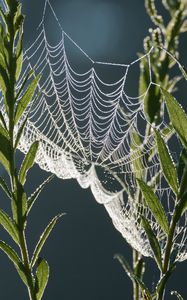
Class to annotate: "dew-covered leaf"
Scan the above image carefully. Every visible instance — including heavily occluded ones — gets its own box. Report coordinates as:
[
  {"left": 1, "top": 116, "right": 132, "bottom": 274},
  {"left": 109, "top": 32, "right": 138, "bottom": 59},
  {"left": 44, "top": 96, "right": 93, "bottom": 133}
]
[
  {"left": 141, "top": 216, "right": 162, "bottom": 270},
  {"left": 137, "top": 179, "right": 169, "bottom": 234},
  {"left": 162, "top": 88, "right": 187, "bottom": 149},
  {"left": 0, "top": 124, "right": 10, "bottom": 173},
  {"left": 27, "top": 175, "right": 54, "bottom": 215},
  {"left": 35, "top": 258, "right": 49, "bottom": 300},
  {"left": 0, "top": 240, "right": 27, "bottom": 285},
  {"left": 14, "top": 75, "right": 40, "bottom": 124},
  {"left": 179, "top": 64, "right": 187, "bottom": 81},
  {"left": 19, "top": 141, "right": 39, "bottom": 185},
  {"left": 177, "top": 148, "right": 187, "bottom": 197},
  {"left": 144, "top": 81, "right": 161, "bottom": 123},
  {"left": 155, "top": 130, "right": 178, "bottom": 195},
  {"left": 131, "top": 129, "right": 144, "bottom": 179},
  {"left": 15, "top": 32, "right": 23, "bottom": 81},
  {"left": 114, "top": 254, "right": 152, "bottom": 300},
  {"left": 31, "top": 214, "right": 64, "bottom": 267},
  {"left": 14, "top": 116, "right": 28, "bottom": 149},
  {"left": 171, "top": 290, "right": 184, "bottom": 300},
  {"left": 0, "top": 176, "right": 12, "bottom": 199},
  {"left": 0, "top": 208, "right": 19, "bottom": 244}
]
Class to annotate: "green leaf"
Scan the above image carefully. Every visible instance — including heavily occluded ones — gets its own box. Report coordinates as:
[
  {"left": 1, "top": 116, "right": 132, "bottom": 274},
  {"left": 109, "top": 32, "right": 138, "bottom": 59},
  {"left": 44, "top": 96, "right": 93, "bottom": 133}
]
[
  {"left": 14, "top": 75, "right": 40, "bottom": 124},
  {"left": 141, "top": 216, "right": 162, "bottom": 270},
  {"left": 0, "top": 240, "right": 27, "bottom": 286},
  {"left": 139, "top": 55, "right": 150, "bottom": 96},
  {"left": 178, "top": 148, "right": 187, "bottom": 197},
  {"left": 16, "top": 69, "right": 34, "bottom": 100},
  {"left": 144, "top": 83, "right": 161, "bottom": 124},
  {"left": 0, "top": 176, "right": 12, "bottom": 199},
  {"left": 27, "top": 175, "right": 54, "bottom": 215},
  {"left": 131, "top": 129, "right": 144, "bottom": 179},
  {"left": 15, "top": 32, "right": 23, "bottom": 81},
  {"left": 155, "top": 130, "right": 178, "bottom": 195},
  {"left": 176, "top": 192, "right": 187, "bottom": 217},
  {"left": 114, "top": 254, "right": 152, "bottom": 300},
  {"left": 179, "top": 64, "right": 187, "bottom": 81},
  {"left": 0, "top": 123, "right": 10, "bottom": 173},
  {"left": 137, "top": 179, "right": 169, "bottom": 234},
  {"left": 162, "top": 88, "right": 187, "bottom": 149},
  {"left": 35, "top": 258, "right": 49, "bottom": 300},
  {"left": 19, "top": 141, "right": 39, "bottom": 185},
  {"left": 14, "top": 115, "right": 28, "bottom": 149},
  {"left": 31, "top": 214, "right": 64, "bottom": 267},
  {"left": 171, "top": 290, "right": 184, "bottom": 300},
  {"left": 0, "top": 208, "right": 19, "bottom": 244},
  {"left": 0, "top": 110, "right": 7, "bottom": 129},
  {"left": 177, "top": 148, "right": 187, "bottom": 183},
  {"left": 0, "top": 60, "right": 9, "bottom": 104}
]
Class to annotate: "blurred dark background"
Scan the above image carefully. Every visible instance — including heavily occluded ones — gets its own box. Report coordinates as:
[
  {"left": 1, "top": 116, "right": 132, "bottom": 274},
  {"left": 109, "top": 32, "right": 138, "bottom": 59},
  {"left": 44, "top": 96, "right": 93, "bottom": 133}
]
[{"left": 0, "top": 0, "right": 187, "bottom": 299}]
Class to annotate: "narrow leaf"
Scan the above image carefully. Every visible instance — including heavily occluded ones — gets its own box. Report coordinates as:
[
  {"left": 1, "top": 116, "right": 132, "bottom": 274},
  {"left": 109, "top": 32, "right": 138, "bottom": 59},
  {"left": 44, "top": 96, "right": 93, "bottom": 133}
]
[
  {"left": 155, "top": 130, "right": 178, "bottom": 195},
  {"left": 0, "top": 240, "right": 27, "bottom": 285},
  {"left": 141, "top": 216, "right": 162, "bottom": 270},
  {"left": 31, "top": 214, "right": 64, "bottom": 267},
  {"left": 114, "top": 254, "right": 152, "bottom": 300},
  {"left": 14, "top": 115, "right": 28, "bottom": 149},
  {"left": 0, "top": 110, "right": 7, "bottom": 129},
  {"left": 0, "top": 124, "right": 10, "bottom": 173},
  {"left": 131, "top": 129, "right": 144, "bottom": 179},
  {"left": 179, "top": 64, "right": 187, "bottom": 81},
  {"left": 35, "top": 258, "right": 49, "bottom": 300},
  {"left": 137, "top": 179, "right": 169, "bottom": 234},
  {"left": 162, "top": 88, "right": 187, "bottom": 149},
  {"left": 0, "top": 176, "right": 12, "bottom": 199},
  {"left": 0, "top": 208, "right": 19, "bottom": 244},
  {"left": 27, "top": 175, "right": 54, "bottom": 215},
  {"left": 14, "top": 75, "right": 40, "bottom": 124},
  {"left": 178, "top": 149, "right": 187, "bottom": 198},
  {"left": 171, "top": 290, "right": 184, "bottom": 300},
  {"left": 19, "top": 141, "right": 39, "bottom": 185},
  {"left": 144, "top": 79, "right": 161, "bottom": 123},
  {"left": 15, "top": 32, "right": 23, "bottom": 81}
]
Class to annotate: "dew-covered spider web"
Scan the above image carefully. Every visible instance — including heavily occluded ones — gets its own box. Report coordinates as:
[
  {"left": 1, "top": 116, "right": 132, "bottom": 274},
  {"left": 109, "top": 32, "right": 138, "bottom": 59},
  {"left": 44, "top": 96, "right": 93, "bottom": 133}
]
[{"left": 1, "top": 0, "right": 187, "bottom": 262}]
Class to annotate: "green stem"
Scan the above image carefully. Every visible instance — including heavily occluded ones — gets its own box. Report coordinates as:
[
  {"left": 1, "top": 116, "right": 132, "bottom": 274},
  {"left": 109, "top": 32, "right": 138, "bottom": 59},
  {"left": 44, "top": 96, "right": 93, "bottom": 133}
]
[
  {"left": 133, "top": 249, "right": 140, "bottom": 300},
  {"left": 156, "top": 210, "right": 179, "bottom": 300},
  {"left": 6, "top": 5, "right": 36, "bottom": 300},
  {"left": 19, "top": 232, "right": 36, "bottom": 300}
]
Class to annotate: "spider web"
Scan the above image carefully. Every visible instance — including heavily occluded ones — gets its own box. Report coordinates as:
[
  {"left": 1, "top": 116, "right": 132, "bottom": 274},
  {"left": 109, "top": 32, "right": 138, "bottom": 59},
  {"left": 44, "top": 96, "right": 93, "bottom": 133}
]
[{"left": 1, "top": 0, "right": 187, "bottom": 261}]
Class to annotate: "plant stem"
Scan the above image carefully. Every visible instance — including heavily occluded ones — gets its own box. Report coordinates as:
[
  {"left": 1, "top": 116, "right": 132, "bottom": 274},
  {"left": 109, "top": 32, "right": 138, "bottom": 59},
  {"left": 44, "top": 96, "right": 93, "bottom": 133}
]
[
  {"left": 6, "top": 4, "right": 37, "bottom": 299},
  {"left": 156, "top": 210, "right": 179, "bottom": 300},
  {"left": 133, "top": 249, "right": 140, "bottom": 300},
  {"left": 19, "top": 231, "right": 36, "bottom": 300}
]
